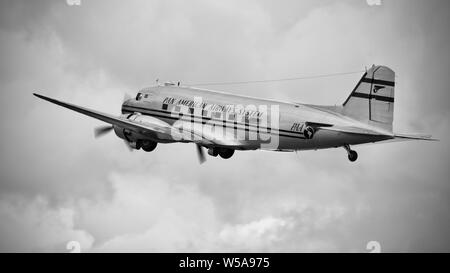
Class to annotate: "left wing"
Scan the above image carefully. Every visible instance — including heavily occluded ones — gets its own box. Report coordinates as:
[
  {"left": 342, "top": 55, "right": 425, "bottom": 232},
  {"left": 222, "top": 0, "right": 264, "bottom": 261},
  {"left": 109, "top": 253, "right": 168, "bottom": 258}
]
[
  {"left": 33, "top": 93, "right": 241, "bottom": 147},
  {"left": 33, "top": 93, "right": 181, "bottom": 139}
]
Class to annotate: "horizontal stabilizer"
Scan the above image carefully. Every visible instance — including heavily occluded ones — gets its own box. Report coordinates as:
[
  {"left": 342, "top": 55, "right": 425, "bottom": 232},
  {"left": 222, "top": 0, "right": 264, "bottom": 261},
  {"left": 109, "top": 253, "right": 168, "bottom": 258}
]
[
  {"left": 319, "top": 126, "right": 387, "bottom": 136},
  {"left": 394, "top": 133, "right": 438, "bottom": 141}
]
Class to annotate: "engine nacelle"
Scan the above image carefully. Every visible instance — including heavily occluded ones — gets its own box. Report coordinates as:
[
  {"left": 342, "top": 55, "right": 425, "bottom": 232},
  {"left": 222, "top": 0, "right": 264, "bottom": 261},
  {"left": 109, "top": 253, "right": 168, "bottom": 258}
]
[
  {"left": 114, "top": 113, "right": 163, "bottom": 141},
  {"left": 302, "top": 126, "right": 315, "bottom": 139},
  {"left": 113, "top": 114, "right": 144, "bottom": 142},
  {"left": 127, "top": 113, "right": 172, "bottom": 128},
  {"left": 113, "top": 125, "right": 134, "bottom": 142}
]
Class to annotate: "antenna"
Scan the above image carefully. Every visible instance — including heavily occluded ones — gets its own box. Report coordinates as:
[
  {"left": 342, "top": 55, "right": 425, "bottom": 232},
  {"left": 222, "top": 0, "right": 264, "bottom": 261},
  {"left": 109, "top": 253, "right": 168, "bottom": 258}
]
[{"left": 186, "top": 70, "right": 365, "bottom": 87}]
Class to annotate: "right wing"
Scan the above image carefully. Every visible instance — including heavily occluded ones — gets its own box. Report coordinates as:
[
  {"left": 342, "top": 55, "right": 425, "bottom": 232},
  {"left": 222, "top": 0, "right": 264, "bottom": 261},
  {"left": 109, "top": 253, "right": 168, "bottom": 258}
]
[{"left": 171, "top": 119, "right": 248, "bottom": 148}]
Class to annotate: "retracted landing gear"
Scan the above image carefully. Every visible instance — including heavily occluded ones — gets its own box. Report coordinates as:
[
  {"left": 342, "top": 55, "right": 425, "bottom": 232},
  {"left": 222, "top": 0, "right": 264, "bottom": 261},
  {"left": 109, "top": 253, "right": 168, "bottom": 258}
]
[
  {"left": 343, "top": 144, "right": 358, "bottom": 162},
  {"left": 207, "top": 147, "right": 234, "bottom": 159},
  {"left": 138, "top": 140, "right": 157, "bottom": 152}
]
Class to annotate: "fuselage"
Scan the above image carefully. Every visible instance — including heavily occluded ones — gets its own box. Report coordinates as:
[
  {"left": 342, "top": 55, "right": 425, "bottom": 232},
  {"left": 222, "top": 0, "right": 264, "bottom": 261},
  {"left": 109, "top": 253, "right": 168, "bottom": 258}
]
[{"left": 121, "top": 84, "right": 391, "bottom": 151}]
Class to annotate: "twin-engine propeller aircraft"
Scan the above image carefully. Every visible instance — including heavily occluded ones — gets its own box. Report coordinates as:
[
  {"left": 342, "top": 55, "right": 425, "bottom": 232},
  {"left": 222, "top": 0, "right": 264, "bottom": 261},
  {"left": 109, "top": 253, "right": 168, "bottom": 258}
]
[{"left": 34, "top": 65, "right": 435, "bottom": 163}]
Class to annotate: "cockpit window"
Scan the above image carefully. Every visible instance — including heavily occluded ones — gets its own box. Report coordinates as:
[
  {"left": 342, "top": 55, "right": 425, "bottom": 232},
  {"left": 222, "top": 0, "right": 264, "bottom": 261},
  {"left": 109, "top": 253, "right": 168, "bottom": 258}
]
[{"left": 135, "top": 93, "right": 143, "bottom": 101}]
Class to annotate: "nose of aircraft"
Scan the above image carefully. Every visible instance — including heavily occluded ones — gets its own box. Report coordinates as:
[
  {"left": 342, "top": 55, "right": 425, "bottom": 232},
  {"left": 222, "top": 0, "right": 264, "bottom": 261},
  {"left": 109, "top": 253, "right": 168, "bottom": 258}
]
[
  {"left": 123, "top": 93, "right": 133, "bottom": 104},
  {"left": 120, "top": 93, "right": 133, "bottom": 114}
]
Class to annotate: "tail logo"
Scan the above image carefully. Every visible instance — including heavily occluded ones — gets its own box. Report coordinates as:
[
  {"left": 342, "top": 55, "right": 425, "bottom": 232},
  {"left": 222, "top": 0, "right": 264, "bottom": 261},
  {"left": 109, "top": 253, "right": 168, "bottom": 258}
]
[
  {"left": 373, "top": 85, "right": 384, "bottom": 93},
  {"left": 304, "top": 126, "right": 315, "bottom": 139}
]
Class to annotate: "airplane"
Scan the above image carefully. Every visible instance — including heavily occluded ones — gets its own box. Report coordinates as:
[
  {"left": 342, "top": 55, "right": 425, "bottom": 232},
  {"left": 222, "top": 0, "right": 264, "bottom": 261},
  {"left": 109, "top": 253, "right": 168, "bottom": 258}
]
[{"left": 34, "top": 65, "right": 436, "bottom": 163}]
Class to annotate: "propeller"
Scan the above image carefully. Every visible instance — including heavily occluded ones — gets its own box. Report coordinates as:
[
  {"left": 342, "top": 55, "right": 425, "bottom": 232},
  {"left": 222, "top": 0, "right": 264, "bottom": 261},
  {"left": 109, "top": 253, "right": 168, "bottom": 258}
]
[
  {"left": 93, "top": 93, "right": 136, "bottom": 151},
  {"left": 94, "top": 125, "right": 114, "bottom": 138},
  {"left": 196, "top": 144, "right": 206, "bottom": 164}
]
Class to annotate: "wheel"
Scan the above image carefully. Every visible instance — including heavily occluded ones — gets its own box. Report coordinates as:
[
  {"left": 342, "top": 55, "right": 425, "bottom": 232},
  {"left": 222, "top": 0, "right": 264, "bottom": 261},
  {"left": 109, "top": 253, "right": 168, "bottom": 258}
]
[
  {"left": 141, "top": 140, "right": 157, "bottom": 152},
  {"left": 135, "top": 141, "right": 142, "bottom": 150},
  {"left": 348, "top": 150, "right": 358, "bottom": 162},
  {"left": 219, "top": 148, "right": 234, "bottom": 159}
]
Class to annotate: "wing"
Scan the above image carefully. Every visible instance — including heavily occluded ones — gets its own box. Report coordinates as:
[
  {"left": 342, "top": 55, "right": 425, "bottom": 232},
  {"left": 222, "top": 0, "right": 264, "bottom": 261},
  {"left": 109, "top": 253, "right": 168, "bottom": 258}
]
[
  {"left": 33, "top": 93, "right": 241, "bottom": 146},
  {"left": 170, "top": 119, "right": 246, "bottom": 148},
  {"left": 33, "top": 93, "right": 181, "bottom": 139}
]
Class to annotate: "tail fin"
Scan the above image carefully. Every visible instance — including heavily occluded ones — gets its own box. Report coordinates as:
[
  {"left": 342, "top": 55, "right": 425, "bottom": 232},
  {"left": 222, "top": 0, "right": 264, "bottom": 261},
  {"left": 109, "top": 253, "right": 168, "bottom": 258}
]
[{"left": 342, "top": 65, "right": 395, "bottom": 132}]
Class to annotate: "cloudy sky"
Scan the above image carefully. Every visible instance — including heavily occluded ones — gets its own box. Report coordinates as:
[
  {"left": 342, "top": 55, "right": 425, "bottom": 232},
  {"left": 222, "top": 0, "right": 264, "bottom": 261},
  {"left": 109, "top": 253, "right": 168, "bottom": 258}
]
[{"left": 0, "top": 0, "right": 449, "bottom": 252}]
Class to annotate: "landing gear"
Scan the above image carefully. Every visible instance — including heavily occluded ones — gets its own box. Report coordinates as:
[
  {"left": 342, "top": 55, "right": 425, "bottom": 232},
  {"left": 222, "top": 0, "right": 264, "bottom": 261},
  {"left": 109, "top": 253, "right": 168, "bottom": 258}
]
[
  {"left": 343, "top": 145, "right": 358, "bottom": 162},
  {"left": 140, "top": 140, "right": 157, "bottom": 152},
  {"left": 348, "top": 150, "right": 358, "bottom": 162},
  {"left": 207, "top": 147, "right": 234, "bottom": 159},
  {"left": 218, "top": 148, "right": 234, "bottom": 159}
]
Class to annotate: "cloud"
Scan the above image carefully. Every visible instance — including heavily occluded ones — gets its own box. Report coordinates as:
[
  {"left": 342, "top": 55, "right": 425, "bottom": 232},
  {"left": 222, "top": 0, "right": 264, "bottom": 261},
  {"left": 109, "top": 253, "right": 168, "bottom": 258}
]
[
  {"left": 218, "top": 217, "right": 290, "bottom": 250},
  {"left": 75, "top": 172, "right": 351, "bottom": 252},
  {"left": 0, "top": 0, "right": 449, "bottom": 252},
  {"left": 77, "top": 172, "right": 218, "bottom": 251},
  {"left": 0, "top": 194, "right": 94, "bottom": 252}
]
